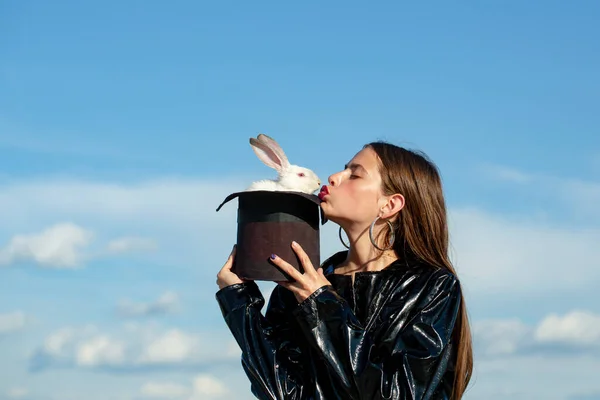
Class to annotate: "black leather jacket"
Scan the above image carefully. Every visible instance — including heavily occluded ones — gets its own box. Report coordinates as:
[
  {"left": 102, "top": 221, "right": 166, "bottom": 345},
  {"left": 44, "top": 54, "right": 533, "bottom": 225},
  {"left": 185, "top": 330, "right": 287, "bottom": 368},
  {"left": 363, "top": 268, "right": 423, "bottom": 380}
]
[{"left": 215, "top": 251, "right": 462, "bottom": 400}]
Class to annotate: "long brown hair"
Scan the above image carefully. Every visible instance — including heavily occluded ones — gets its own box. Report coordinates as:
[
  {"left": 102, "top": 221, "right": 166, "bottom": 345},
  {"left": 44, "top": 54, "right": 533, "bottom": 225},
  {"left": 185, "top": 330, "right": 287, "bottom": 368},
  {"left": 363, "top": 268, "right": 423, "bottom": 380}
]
[{"left": 366, "top": 141, "right": 473, "bottom": 400}]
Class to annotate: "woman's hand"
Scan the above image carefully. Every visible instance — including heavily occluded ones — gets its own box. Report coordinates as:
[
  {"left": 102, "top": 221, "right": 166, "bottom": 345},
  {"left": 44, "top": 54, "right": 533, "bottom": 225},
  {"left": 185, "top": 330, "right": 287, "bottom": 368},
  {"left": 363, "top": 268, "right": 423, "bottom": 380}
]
[
  {"left": 216, "top": 245, "right": 246, "bottom": 290},
  {"left": 271, "top": 241, "right": 332, "bottom": 303}
]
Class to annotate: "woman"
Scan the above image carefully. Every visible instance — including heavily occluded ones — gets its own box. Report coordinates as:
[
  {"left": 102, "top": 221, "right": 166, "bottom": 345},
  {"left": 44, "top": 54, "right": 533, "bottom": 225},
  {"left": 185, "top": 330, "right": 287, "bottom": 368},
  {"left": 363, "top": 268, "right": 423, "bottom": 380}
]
[{"left": 215, "top": 141, "right": 473, "bottom": 400}]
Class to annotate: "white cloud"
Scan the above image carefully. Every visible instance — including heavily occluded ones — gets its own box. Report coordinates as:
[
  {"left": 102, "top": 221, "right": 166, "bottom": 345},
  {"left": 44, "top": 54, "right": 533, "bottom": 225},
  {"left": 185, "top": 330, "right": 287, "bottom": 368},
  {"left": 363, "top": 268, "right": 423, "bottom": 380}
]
[
  {"left": 138, "top": 329, "right": 200, "bottom": 364},
  {"left": 472, "top": 318, "right": 531, "bottom": 357},
  {"left": 0, "top": 178, "right": 244, "bottom": 270},
  {"left": 75, "top": 335, "right": 126, "bottom": 367},
  {"left": 139, "top": 374, "right": 229, "bottom": 400},
  {"left": 0, "top": 223, "right": 161, "bottom": 269},
  {"left": 481, "top": 163, "right": 600, "bottom": 221},
  {"left": 0, "top": 178, "right": 244, "bottom": 229},
  {"left": 473, "top": 310, "right": 600, "bottom": 359},
  {"left": 2, "top": 174, "right": 600, "bottom": 399},
  {"left": 467, "top": 312, "right": 600, "bottom": 399},
  {"left": 2, "top": 174, "right": 597, "bottom": 294},
  {"left": 0, "top": 223, "right": 93, "bottom": 268},
  {"left": 140, "top": 382, "right": 189, "bottom": 398},
  {"left": 37, "top": 326, "right": 96, "bottom": 364},
  {"left": 225, "top": 340, "right": 242, "bottom": 358},
  {"left": 189, "top": 374, "right": 229, "bottom": 399},
  {"left": 117, "top": 291, "right": 179, "bottom": 318},
  {"left": 534, "top": 310, "right": 600, "bottom": 347},
  {"left": 0, "top": 311, "right": 27, "bottom": 334},
  {"left": 482, "top": 164, "right": 533, "bottom": 184},
  {"left": 106, "top": 237, "right": 157, "bottom": 254},
  {"left": 6, "top": 387, "right": 28, "bottom": 399},
  {"left": 561, "top": 178, "right": 600, "bottom": 219},
  {"left": 448, "top": 207, "right": 600, "bottom": 295},
  {"left": 30, "top": 323, "right": 239, "bottom": 371},
  {"left": 464, "top": 354, "right": 600, "bottom": 400}
]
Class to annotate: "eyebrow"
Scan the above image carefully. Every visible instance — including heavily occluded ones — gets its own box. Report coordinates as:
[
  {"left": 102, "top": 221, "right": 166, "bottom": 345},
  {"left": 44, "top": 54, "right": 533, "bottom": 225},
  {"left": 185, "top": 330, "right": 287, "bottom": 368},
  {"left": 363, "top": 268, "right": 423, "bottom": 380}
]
[{"left": 345, "top": 163, "right": 369, "bottom": 174}]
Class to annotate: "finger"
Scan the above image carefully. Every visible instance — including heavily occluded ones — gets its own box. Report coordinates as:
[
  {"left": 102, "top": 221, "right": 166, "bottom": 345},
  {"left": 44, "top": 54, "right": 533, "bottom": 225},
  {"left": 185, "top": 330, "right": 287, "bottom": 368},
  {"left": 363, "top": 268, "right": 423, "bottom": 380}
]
[
  {"left": 290, "top": 241, "right": 315, "bottom": 275},
  {"left": 222, "top": 244, "right": 237, "bottom": 271},
  {"left": 270, "top": 254, "right": 304, "bottom": 282}
]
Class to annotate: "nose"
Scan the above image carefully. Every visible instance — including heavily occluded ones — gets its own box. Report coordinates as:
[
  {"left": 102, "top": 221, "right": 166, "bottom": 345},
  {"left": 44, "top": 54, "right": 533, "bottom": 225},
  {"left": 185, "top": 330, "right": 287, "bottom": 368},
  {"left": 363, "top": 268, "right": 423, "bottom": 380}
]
[{"left": 328, "top": 171, "right": 342, "bottom": 187}]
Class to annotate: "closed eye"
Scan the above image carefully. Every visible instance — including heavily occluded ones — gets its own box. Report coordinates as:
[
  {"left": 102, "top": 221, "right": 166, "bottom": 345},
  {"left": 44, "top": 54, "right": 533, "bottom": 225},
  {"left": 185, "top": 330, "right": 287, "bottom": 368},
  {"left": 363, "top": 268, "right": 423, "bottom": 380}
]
[{"left": 344, "top": 163, "right": 368, "bottom": 177}]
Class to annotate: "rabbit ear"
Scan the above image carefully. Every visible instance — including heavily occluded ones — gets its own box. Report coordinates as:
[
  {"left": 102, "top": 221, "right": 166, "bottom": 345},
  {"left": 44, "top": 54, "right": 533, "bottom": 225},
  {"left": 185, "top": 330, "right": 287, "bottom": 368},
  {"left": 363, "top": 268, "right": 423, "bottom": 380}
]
[
  {"left": 257, "top": 134, "right": 290, "bottom": 167},
  {"left": 249, "top": 137, "right": 285, "bottom": 171}
]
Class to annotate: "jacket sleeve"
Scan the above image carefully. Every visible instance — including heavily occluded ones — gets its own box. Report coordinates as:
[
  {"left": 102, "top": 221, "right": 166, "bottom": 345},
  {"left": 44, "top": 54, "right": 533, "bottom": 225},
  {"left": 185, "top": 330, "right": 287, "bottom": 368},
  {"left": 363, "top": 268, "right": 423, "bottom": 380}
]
[
  {"left": 215, "top": 281, "right": 315, "bottom": 400},
  {"left": 291, "top": 271, "right": 462, "bottom": 400}
]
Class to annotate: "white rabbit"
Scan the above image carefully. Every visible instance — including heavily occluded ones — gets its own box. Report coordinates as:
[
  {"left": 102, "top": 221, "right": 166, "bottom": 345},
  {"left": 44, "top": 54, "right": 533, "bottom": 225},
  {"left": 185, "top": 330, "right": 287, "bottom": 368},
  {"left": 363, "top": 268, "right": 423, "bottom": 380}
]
[{"left": 246, "top": 133, "right": 322, "bottom": 195}]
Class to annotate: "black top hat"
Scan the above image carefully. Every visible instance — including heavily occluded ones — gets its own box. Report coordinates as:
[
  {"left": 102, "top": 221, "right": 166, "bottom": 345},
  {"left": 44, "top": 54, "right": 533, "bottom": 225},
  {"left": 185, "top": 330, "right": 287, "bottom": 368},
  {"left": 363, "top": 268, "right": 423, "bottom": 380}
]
[{"left": 216, "top": 190, "right": 326, "bottom": 282}]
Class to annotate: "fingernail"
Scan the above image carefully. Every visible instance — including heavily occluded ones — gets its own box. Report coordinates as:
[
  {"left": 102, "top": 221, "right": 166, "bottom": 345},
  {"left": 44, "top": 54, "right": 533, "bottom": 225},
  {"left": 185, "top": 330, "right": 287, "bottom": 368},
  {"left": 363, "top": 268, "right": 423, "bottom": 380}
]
[
  {"left": 270, "top": 254, "right": 276, "bottom": 260},
  {"left": 291, "top": 241, "right": 297, "bottom": 247}
]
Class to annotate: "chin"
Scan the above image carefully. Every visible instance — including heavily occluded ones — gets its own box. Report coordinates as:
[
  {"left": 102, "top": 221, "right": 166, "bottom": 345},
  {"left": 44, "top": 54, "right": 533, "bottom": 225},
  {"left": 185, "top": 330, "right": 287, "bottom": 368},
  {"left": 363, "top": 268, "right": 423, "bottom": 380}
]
[{"left": 319, "top": 202, "right": 340, "bottom": 223}]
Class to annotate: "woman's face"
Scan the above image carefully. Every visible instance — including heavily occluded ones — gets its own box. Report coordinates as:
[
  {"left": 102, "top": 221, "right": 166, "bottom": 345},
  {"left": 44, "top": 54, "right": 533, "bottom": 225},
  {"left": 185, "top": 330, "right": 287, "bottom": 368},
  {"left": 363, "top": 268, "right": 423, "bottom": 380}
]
[{"left": 319, "top": 146, "right": 386, "bottom": 227}]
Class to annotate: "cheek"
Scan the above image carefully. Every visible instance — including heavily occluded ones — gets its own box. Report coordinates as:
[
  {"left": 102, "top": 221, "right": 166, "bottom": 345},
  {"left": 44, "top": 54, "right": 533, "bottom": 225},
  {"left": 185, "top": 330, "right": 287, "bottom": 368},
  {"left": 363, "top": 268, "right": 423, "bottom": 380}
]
[
  {"left": 341, "top": 184, "right": 379, "bottom": 211},
  {"left": 354, "top": 181, "right": 379, "bottom": 200}
]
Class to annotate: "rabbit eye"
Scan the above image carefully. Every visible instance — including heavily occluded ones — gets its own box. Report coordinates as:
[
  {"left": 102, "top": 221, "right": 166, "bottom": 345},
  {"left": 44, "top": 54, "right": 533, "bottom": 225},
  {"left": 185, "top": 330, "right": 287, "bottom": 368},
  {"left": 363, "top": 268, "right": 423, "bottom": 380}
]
[{"left": 298, "top": 172, "right": 305, "bottom": 177}]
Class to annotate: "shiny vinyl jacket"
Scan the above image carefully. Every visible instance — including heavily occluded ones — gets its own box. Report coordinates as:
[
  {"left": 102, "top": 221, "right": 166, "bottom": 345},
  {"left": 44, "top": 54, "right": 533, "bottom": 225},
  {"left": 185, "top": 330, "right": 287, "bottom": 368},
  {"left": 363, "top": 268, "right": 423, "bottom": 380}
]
[{"left": 215, "top": 251, "right": 462, "bottom": 400}]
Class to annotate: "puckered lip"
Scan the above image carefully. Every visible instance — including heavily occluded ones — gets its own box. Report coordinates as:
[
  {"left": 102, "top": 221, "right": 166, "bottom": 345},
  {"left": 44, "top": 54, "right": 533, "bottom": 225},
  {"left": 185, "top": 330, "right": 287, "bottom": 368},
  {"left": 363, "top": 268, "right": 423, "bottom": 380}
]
[{"left": 318, "top": 185, "right": 329, "bottom": 200}]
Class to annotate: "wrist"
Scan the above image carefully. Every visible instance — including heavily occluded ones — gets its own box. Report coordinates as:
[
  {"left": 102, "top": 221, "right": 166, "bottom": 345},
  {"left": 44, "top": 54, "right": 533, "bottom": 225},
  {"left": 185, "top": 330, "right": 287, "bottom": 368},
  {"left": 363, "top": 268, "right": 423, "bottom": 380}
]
[
  {"left": 219, "top": 280, "right": 243, "bottom": 290},
  {"left": 215, "top": 281, "right": 262, "bottom": 316}
]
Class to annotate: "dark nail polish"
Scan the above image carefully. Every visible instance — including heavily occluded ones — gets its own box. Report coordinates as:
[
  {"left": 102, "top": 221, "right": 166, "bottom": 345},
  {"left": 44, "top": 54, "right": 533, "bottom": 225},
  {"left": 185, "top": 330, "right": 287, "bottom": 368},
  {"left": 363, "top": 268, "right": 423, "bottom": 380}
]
[{"left": 270, "top": 254, "right": 276, "bottom": 260}]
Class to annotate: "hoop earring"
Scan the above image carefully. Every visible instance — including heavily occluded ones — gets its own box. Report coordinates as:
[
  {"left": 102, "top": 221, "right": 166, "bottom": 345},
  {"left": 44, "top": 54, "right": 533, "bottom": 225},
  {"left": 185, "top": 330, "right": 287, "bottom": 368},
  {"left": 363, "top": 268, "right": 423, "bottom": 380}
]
[
  {"left": 338, "top": 226, "right": 350, "bottom": 249},
  {"left": 369, "top": 216, "right": 395, "bottom": 251}
]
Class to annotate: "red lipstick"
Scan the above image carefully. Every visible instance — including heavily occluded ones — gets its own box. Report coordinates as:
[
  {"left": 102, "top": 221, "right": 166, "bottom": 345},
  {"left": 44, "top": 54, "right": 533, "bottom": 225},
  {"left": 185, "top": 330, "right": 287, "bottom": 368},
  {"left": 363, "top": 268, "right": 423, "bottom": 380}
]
[{"left": 318, "top": 185, "right": 329, "bottom": 200}]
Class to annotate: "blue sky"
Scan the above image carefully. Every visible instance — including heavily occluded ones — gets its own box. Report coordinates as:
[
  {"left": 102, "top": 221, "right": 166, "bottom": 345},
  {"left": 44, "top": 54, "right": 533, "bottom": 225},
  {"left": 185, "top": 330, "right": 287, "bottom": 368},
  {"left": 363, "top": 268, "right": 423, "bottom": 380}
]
[{"left": 1, "top": 1, "right": 600, "bottom": 399}]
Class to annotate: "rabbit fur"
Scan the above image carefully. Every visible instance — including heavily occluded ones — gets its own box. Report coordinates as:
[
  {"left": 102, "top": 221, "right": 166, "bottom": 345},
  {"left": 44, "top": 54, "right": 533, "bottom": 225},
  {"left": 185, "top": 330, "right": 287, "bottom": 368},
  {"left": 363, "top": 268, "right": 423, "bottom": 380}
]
[{"left": 246, "top": 133, "right": 321, "bottom": 195}]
